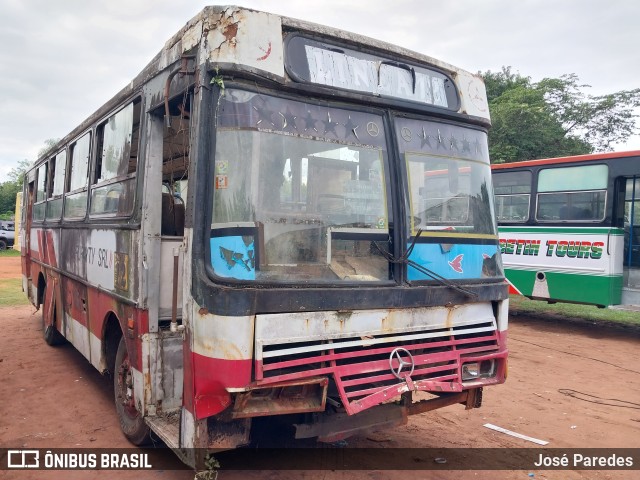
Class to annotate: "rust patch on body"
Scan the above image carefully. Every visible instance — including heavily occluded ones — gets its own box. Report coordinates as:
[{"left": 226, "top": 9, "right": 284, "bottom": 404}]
[
  {"left": 380, "top": 310, "right": 399, "bottom": 333},
  {"left": 445, "top": 305, "right": 457, "bottom": 329},
  {"left": 210, "top": 9, "right": 242, "bottom": 52},
  {"left": 223, "top": 22, "right": 238, "bottom": 42}
]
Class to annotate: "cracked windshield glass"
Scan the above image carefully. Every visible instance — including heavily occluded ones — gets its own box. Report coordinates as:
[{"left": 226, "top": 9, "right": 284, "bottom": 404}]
[{"left": 210, "top": 89, "right": 391, "bottom": 283}]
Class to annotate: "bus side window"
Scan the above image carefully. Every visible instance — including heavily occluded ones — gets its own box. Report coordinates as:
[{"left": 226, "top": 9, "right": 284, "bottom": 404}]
[
  {"left": 46, "top": 150, "right": 66, "bottom": 220},
  {"left": 65, "top": 132, "right": 91, "bottom": 219},
  {"left": 161, "top": 187, "right": 185, "bottom": 236},
  {"left": 536, "top": 165, "right": 608, "bottom": 222},
  {"left": 33, "top": 163, "right": 47, "bottom": 221},
  {"left": 90, "top": 99, "right": 141, "bottom": 217},
  {"left": 493, "top": 170, "right": 531, "bottom": 223}
]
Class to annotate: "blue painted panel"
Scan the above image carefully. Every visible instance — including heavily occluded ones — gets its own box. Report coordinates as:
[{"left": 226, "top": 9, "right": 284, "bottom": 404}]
[
  {"left": 407, "top": 243, "right": 500, "bottom": 280},
  {"left": 210, "top": 236, "right": 256, "bottom": 280}
]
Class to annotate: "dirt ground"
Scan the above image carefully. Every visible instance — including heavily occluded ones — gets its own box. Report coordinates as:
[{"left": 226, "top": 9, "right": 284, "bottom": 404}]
[
  {"left": 1, "top": 256, "right": 639, "bottom": 480},
  {"left": 0, "top": 256, "right": 21, "bottom": 279}
]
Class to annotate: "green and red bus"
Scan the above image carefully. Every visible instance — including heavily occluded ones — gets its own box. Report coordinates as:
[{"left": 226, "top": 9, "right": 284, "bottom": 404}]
[{"left": 492, "top": 151, "right": 640, "bottom": 307}]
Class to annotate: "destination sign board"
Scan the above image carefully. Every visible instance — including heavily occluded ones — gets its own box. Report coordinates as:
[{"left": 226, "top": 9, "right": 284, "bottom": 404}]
[{"left": 285, "top": 36, "right": 459, "bottom": 110}]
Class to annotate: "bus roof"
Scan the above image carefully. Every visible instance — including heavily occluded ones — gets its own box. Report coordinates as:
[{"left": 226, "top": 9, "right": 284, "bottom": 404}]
[
  {"left": 32, "top": 5, "right": 489, "bottom": 170},
  {"left": 491, "top": 150, "right": 640, "bottom": 170}
]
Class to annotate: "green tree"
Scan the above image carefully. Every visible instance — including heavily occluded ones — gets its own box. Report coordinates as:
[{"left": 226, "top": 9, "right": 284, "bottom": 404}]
[
  {"left": 0, "top": 138, "right": 59, "bottom": 218},
  {"left": 0, "top": 181, "right": 21, "bottom": 218},
  {"left": 38, "top": 138, "right": 60, "bottom": 159},
  {"left": 6, "top": 159, "right": 32, "bottom": 188},
  {"left": 0, "top": 160, "right": 30, "bottom": 218},
  {"left": 483, "top": 67, "right": 640, "bottom": 163}
]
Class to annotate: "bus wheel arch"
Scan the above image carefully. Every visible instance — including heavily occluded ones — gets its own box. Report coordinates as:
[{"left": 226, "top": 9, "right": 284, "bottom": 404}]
[
  {"left": 102, "top": 313, "right": 122, "bottom": 375},
  {"left": 114, "top": 335, "right": 151, "bottom": 445},
  {"left": 105, "top": 310, "right": 150, "bottom": 445},
  {"left": 40, "top": 275, "right": 64, "bottom": 346},
  {"left": 36, "top": 273, "right": 46, "bottom": 307},
  {"left": 42, "top": 299, "right": 65, "bottom": 346}
]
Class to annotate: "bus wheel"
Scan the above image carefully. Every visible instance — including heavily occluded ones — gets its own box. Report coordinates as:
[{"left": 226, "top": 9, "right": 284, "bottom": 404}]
[
  {"left": 114, "top": 337, "right": 150, "bottom": 445},
  {"left": 0, "top": 239, "right": 6, "bottom": 250},
  {"left": 42, "top": 295, "right": 65, "bottom": 346}
]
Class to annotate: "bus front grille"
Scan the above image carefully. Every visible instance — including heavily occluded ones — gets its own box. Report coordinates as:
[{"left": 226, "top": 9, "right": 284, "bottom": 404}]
[{"left": 256, "top": 321, "right": 499, "bottom": 415}]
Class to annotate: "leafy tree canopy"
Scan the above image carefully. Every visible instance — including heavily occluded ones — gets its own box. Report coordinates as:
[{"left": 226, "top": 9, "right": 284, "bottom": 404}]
[
  {"left": 6, "top": 159, "right": 32, "bottom": 187},
  {"left": 482, "top": 67, "right": 640, "bottom": 163},
  {"left": 0, "top": 138, "right": 59, "bottom": 218},
  {"left": 0, "top": 181, "right": 21, "bottom": 219}
]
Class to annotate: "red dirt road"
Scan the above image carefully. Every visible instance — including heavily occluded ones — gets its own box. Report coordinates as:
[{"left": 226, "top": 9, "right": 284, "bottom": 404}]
[
  {"left": 0, "top": 256, "right": 21, "bottom": 279},
  {"left": 1, "top": 257, "right": 639, "bottom": 479}
]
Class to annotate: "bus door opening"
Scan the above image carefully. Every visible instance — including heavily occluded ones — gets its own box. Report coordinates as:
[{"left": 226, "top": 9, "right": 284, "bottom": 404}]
[
  {"left": 23, "top": 179, "right": 35, "bottom": 300},
  {"left": 158, "top": 94, "right": 191, "bottom": 322}
]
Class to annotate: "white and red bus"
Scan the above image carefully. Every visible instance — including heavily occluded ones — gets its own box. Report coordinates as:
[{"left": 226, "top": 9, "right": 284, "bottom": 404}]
[
  {"left": 492, "top": 151, "right": 640, "bottom": 307},
  {"left": 20, "top": 6, "right": 508, "bottom": 467}
]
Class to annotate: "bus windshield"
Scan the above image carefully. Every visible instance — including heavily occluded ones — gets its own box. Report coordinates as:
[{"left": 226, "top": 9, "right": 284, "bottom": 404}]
[
  {"left": 211, "top": 89, "right": 390, "bottom": 283},
  {"left": 397, "top": 118, "right": 497, "bottom": 237},
  {"left": 396, "top": 117, "right": 501, "bottom": 281}
]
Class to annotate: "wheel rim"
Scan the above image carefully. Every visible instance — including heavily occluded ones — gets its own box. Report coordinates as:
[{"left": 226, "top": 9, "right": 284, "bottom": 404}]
[{"left": 117, "top": 351, "right": 139, "bottom": 418}]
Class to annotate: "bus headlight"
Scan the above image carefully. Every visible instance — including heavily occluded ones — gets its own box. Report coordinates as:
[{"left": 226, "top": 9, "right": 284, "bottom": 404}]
[
  {"left": 462, "top": 362, "right": 479, "bottom": 380},
  {"left": 462, "top": 360, "right": 495, "bottom": 381}
]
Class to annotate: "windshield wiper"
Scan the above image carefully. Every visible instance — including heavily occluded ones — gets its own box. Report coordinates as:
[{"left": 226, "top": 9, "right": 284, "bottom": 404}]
[{"left": 373, "top": 229, "right": 478, "bottom": 299}]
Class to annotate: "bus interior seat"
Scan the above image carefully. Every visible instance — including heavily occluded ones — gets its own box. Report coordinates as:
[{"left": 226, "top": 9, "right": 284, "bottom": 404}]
[
  {"left": 560, "top": 205, "right": 592, "bottom": 220},
  {"left": 161, "top": 192, "right": 185, "bottom": 236},
  {"left": 105, "top": 190, "right": 121, "bottom": 213},
  {"left": 174, "top": 196, "right": 185, "bottom": 236}
]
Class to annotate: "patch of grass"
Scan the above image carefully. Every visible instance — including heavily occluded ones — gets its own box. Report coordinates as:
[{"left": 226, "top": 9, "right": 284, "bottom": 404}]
[
  {"left": 509, "top": 294, "right": 640, "bottom": 327},
  {"left": 0, "top": 278, "right": 29, "bottom": 307},
  {"left": 0, "top": 248, "right": 20, "bottom": 257}
]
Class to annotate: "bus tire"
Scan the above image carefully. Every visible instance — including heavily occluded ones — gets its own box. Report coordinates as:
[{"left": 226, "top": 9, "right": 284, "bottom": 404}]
[
  {"left": 114, "top": 337, "right": 150, "bottom": 445},
  {"left": 42, "top": 292, "right": 65, "bottom": 346},
  {"left": 0, "top": 239, "right": 6, "bottom": 250}
]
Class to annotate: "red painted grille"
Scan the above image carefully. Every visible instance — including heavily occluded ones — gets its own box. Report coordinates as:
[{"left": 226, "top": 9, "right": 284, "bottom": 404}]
[{"left": 257, "top": 321, "right": 499, "bottom": 415}]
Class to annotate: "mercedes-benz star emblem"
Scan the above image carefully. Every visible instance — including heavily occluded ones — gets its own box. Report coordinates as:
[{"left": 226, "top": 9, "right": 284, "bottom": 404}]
[{"left": 389, "top": 347, "right": 415, "bottom": 379}]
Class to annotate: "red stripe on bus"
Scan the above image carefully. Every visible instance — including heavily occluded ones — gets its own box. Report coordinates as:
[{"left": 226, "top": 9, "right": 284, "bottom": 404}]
[
  {"left": 506, "top": 278, "right": 523, "bottom": 296},
  {"left": 491, "top": 150, "right": 640, "bottom": 170},
  {"left": 191, "top": 352, "right": 252, "bottom": 419},
  {"left": 44, "top": 230, "right": 58, "bottom": 268}
]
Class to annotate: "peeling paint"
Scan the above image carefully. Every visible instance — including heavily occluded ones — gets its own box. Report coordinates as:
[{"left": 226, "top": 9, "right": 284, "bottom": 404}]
[
  {"left": 222, "top": 21, "right": 238, "bottom": 43},
  {"left": 206, "top": 7, "right": 284, "bottom": 78}
]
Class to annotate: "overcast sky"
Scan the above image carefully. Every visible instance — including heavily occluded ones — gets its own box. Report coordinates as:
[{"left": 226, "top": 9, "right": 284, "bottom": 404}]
[{"left": 1, "top": 0, "right": 639, "bottom": 181}]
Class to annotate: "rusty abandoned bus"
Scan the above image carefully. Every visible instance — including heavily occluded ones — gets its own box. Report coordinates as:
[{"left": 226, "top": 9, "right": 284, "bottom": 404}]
[{"left": 20, "top": 6, "right": 508, "bottom": 467}]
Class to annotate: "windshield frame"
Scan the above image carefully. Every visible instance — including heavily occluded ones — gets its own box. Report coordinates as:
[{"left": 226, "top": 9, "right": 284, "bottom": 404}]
[
  {"left": 394, "top": 115, "right": 498, "bottom": 239},
  {"left": 393, "top": 114, "right": 502, "bottom": 284}
]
